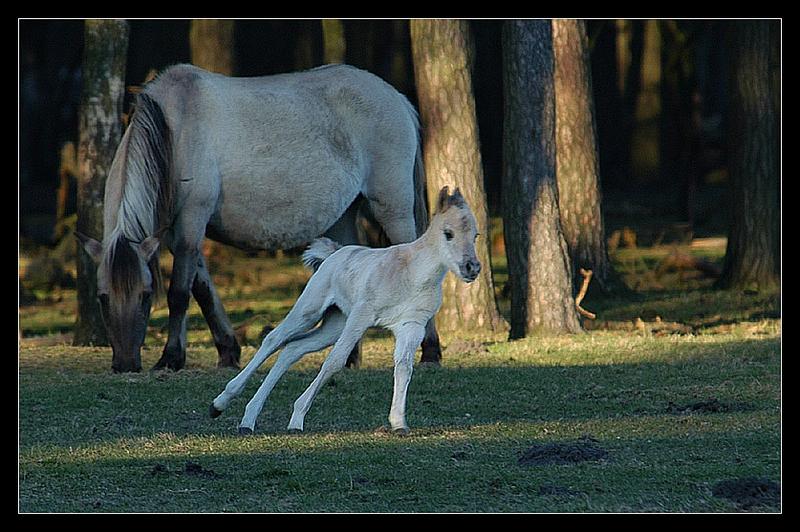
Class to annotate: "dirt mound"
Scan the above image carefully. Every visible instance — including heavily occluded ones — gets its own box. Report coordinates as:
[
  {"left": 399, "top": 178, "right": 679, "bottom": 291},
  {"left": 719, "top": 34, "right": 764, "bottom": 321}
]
[
  {"left": 711, "top": 477, "right": 780, "bottom": 510},
  {"left": 666, "top": 398, "right": 751, "bottom": 415},
  {"left": 149, "top": 461, "right": 222, "bottom": 479},
  {"left": 518, "top": 436, "right": 608, "bottom": 466},
  {"left": 444, "top": 338, "right": 490, "bottom": 355}
]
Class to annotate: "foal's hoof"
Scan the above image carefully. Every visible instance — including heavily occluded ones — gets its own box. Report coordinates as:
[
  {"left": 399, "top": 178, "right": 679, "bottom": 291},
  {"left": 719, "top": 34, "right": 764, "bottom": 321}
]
[
  {"left": 238, "top": 426, "right": 254, "bottom": 436},
  {"left": 392, "top": 427, "right": 410, "bottom": 437},
  {"left": 209, "top": 404, "right": 223, "bottom": 419}
]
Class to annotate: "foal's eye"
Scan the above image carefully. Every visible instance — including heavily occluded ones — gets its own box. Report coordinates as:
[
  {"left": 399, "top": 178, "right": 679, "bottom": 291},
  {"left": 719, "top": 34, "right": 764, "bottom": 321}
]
[{"left": 444, "top": 229, "right": 454, "bottom": 241}]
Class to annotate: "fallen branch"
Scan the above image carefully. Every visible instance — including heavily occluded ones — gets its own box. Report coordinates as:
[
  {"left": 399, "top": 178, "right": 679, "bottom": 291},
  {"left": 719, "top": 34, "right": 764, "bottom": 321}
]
[
  {"left": 583, "top": 316, "right": 695, "bottom": 335},
  {"left": 575, "top": 268, "right": 597, "bottom": 320},
  {"left": 233, "top": 314, "right": 261, "bottom": 346}
]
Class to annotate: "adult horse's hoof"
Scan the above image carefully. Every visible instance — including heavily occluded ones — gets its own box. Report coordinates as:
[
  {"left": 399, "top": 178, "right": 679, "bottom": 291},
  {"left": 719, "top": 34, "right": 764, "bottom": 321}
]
[
  {"left": 238, "top": 426, "right": 253, "bottom": 436},
  {"left": 153, "top": 347, "right": 186, "bottom": 372},
  {"left": 209, "top": 403, "right": 223, "bottom": 418},
  {"left": 392, "top": 427, "right": 410, "bottom": 437},
  {"left": 152, "top": 359, "right": 184, "bottom": 372}
]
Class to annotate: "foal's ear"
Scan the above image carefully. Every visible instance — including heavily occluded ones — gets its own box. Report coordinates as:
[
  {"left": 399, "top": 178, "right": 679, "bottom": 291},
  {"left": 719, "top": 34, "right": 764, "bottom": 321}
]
[
  {"left": 435, "top": 185, "right": 466, "bottom": 214},
  {"left": 75, "top": 231, "right": 103, "bottom": 265},
  {"left": 450, "top": 187, "right": 466, "bottom": 208},
  {"left": 436, "top": 185, "right": 451, "bottom": 214}
]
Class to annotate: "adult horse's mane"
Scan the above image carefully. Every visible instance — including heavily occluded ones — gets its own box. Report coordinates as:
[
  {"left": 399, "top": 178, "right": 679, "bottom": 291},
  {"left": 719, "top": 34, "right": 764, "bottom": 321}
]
[{"left": 106, "top": 91, "right": 173, "bottom": 301}]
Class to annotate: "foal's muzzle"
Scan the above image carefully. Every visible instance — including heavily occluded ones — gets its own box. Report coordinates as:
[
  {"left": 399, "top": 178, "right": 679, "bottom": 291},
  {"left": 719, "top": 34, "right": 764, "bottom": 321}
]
[{"left": 460, "top": 259, "right": 481, "bottom": 282}]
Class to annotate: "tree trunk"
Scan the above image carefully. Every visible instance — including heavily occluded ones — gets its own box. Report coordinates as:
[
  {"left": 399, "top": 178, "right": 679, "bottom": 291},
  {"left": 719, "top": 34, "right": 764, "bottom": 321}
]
[
  {"left": 717, "top": 20, "right": 780, "bottom": 291},
  {"left": 552, "top": 19, "right": 617, "bottom": 294},
  {"left": 189, "top": 20, "right": 234, "bottom": 75},
  {"left": 74, "top": 19, "right": 129, "bottom": 346},
  {"left": 410, "top": 19, "right": 506, "bottom": 335},
  {"left": 631, "top": 20, "right": 661, "bottom": 183},
  {"left": 502, "top": 20, "right": 582, "bottom": 339},
  {"left": 322, "top": 19, "right": 346, "bottom": 64}
]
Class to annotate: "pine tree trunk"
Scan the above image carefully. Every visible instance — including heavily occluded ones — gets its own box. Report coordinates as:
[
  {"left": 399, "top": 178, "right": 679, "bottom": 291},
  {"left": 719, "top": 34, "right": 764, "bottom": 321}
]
[
  {"left": 322, "top": 19, "right": 346, "bottom": 64},
  {"left": 74, "top": 19, "right": 129, "bottom": 346},
  {"left": 410, "top": 19, "right": 506, "bottom": 335},
  {"left": 631, "top": 20, "right": 661, "bottom": 183},
  {"left": 718, "top": 20, "right": 780, "bottom": 291},
  {"left": 502, "top": 20, "right": 582, "bottom": 339},
  {"left": 190, "top": 20, "right": 234, "bottom": 75},
  {"left": 552, "top": 19, "right": 616, "bottom": 293}
]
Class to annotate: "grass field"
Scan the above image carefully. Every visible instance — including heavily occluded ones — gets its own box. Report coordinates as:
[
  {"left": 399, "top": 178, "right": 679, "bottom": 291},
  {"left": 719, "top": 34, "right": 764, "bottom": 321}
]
[{"left": 18, "top": 237, "right": 782, "bottom": 513}]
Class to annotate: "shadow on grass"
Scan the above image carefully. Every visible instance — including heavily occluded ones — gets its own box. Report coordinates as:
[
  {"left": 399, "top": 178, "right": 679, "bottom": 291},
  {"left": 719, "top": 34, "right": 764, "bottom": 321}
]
[
  {"left": 19, "top": 337, "right": 780, "bottom": 450},
  {"left": 18, "top": 419, "right": 781, "bottom": 513},
  {"left": 586, "top": 287, "right": 780, "bottom": 330}
]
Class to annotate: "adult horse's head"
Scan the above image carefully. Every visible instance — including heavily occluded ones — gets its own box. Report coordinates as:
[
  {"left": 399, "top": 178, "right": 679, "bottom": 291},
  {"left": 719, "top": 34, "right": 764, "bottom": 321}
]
[
  {"left": 431, "top": 186, "right": 481, "bottom": 283},
  {"left": 78, "top": 233, "right": 161, "bottom": 372}
]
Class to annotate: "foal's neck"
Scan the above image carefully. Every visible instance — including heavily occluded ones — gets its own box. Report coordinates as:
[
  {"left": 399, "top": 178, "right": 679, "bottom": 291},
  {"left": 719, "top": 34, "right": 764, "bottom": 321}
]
[{"left": 404, "top": 228, "right": 448, "bottom": 288}]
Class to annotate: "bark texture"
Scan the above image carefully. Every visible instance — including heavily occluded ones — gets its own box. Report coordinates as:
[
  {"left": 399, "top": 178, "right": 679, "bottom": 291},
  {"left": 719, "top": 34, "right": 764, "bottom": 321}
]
[
  {"left": 718, "top": 20, "right": 780, "bottom": 291},
  {"left": 190, "top": 20, "right": 234, "bottom": 75},
  {"left": 502, "top": 20, "right": 582, "bottom": 339},
  {"left": 322, "top": 19, "right": 346, "bottom": 64},
  {"left": 410, "top": 19, "right": 506, "bottom": 334},
  {"left": 74, "top": 19, "right": 129, "bottom": 346},
  {"left": 552, "top": 19, "right": 615, "bottom": 293}
]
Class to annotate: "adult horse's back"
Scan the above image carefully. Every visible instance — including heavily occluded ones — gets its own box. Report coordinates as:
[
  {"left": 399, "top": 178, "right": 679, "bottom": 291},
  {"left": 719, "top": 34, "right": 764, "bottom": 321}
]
[{"left": 79, "top": 64, "right": 440, "bottom": 372}]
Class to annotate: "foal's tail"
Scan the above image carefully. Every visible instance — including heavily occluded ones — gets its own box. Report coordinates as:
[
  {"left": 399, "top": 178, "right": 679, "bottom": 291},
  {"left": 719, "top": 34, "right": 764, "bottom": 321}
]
[{"left": 302, "top": 237, "right": 343, "bottom": 272}]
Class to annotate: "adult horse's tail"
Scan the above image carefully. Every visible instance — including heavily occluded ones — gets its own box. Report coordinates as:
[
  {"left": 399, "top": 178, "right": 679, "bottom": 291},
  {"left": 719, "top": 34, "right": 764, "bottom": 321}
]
[
  {"left": 400, "top": 96, "right": 429, "bottom": 239},
  {"left": 412, "top": 137, "right": 429, "bottom": 239}
]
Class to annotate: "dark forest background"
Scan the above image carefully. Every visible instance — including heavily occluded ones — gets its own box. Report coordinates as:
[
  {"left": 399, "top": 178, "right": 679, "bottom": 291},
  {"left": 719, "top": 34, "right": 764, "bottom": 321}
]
[{"left": 19, "top": 19, "right": 732, "bottom": 244}]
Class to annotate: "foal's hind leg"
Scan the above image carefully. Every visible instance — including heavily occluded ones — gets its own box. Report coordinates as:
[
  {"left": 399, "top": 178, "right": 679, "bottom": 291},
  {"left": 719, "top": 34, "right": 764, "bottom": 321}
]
[
  {"left": 287, "top": 305, "right": 372, "bottom": 432},
  {"left": 210, "top": 282, "right": 330, "bottom": 415},
  {"left": 238, "top": 308, "right": 346, "bottom": 434},
  {"left": 192, "top": 253, "right": 240, "bottom": 368},
  {"left": 324, "top": 201, "right": 363, "bottom": 369}
]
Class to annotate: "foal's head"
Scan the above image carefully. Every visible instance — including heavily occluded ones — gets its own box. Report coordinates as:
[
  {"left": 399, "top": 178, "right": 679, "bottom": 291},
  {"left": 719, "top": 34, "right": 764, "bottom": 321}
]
[{"left": 430, "top": 186, "right": 481, "bottom": 283}]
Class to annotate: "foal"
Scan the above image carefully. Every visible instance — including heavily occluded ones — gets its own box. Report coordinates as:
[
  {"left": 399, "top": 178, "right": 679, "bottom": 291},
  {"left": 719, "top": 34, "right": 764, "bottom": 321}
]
[{"left": 210, "top": 186, "right": 481, "bottom": 434}]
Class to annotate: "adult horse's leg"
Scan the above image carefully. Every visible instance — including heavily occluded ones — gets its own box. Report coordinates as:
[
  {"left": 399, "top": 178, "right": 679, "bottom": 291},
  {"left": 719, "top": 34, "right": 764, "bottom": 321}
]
[
  {"left": 420, "top": 320, "right": 442, "bottom": 365},
  {"left": 324, "top": 199, "right": 363, "bottom": 369},
  {"left": 192, "top": 253, "right": 240, "bottom": 368},
  {"left": 153, "top": 245, "right": 200, "bottom": 371}
]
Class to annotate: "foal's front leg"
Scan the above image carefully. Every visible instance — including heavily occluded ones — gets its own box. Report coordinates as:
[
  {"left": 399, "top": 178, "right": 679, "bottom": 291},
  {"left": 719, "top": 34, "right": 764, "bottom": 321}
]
[{"left": 389, "top": 323, "right": 426, "bottom": 434}]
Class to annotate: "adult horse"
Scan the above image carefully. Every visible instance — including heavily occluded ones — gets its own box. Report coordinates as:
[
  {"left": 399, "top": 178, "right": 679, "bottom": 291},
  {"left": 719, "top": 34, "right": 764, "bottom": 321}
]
[{"left": 78, "top": 63, "right": 441, "bottom": 373}]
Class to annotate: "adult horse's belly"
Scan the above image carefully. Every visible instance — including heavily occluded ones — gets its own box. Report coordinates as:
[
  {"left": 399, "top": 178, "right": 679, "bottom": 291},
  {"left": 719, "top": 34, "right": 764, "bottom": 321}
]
[{"left": 205, "top": 171, "right": 358, "bottom": 252}]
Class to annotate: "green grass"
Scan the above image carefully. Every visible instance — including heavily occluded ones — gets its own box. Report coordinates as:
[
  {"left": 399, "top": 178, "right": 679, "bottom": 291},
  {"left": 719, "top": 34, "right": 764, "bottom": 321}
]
[{"left": 19, "top": 242, "right": 782, "bottom": 513}]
